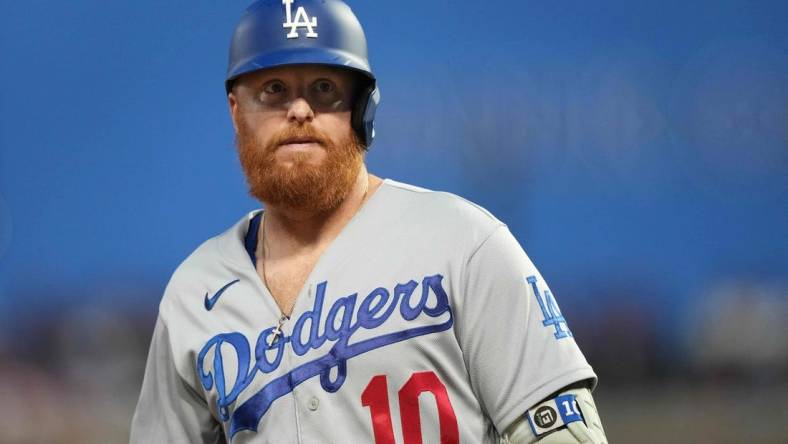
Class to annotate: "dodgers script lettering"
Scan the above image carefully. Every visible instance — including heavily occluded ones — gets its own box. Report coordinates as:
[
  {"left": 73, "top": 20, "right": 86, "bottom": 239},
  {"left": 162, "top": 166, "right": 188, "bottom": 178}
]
[{"left": 196, "top": 273, "right": 454, "bottom": 437}]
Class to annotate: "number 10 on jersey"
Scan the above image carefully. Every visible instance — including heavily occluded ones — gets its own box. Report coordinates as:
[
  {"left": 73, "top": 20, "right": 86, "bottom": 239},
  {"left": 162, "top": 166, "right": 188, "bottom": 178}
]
[{"left": 361, "top": 371, "right": 459, "bottom": 444}]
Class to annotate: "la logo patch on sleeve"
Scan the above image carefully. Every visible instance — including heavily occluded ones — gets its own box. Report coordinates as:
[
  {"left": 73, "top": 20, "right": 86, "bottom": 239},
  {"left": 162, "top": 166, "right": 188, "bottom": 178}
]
[{"left": 526, "top": 275, "right": 572, "bottom": 339}]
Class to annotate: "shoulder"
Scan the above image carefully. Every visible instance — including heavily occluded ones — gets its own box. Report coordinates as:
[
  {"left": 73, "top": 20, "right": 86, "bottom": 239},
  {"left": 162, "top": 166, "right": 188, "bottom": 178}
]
[
  {"left": 380, "top": 179, "right": 505, "bottom": 235},
  {"left": 158, "top": 212, "right": 256, "bottom": 321},
  {"left": 376, "top": 179, "right": 508, "bottom": 259}
]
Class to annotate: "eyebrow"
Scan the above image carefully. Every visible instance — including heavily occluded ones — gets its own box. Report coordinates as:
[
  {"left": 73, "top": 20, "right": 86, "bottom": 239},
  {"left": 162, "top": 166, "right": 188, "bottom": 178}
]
[{"left": 240, "top": 69, "right": 355, "bottom": 92}]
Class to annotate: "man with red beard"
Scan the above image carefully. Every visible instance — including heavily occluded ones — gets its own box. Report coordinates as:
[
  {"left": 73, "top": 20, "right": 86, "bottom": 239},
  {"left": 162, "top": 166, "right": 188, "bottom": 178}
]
[
  {"left": 231, "top": 63, "right": 380, "bottom": 318},
  {"left": 131, "top": 1, "right": 607, "bottom": 443}
]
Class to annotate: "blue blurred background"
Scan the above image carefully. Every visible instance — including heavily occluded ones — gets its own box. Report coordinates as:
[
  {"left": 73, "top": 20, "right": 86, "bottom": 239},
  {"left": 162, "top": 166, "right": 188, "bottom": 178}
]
[{"left": 1, "top": 0, "right": 786, "bottom": 442}]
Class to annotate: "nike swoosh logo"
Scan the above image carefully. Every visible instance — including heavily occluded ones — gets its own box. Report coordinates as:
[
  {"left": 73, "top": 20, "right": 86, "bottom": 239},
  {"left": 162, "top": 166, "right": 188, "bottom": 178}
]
[{"left": 204, "top": 279, "right": 241, "bottom": 311}]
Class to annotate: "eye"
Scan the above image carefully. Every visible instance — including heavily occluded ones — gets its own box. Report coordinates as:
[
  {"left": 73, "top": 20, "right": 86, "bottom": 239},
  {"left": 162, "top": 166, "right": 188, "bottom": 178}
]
[
  {"left": 313, "top": 79, "right": 336, "bottom": 94},
  {"left": 256, "top": 80, "right": 288, "bottom": 106},
  {"left": 309, "top": 78, "right": 347, "bottom": 109},
  {"left": 262, "top": 80, "right": 286, "bottom": 95}
]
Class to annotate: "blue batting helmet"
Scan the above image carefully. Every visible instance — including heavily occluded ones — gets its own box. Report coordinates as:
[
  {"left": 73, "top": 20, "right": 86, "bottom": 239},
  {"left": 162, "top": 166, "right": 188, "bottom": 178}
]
[{"left": 226, "top": 0, "right": 380, "bottom": 147}]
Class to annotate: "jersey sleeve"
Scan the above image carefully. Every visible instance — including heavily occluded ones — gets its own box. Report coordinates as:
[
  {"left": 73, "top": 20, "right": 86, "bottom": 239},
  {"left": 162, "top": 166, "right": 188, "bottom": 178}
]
[
  {"left": 456, "top": 225, "right": 597, "bottom": 433},
  {"left": 130, "top": 316, "right": 226, "bottom": 444}
]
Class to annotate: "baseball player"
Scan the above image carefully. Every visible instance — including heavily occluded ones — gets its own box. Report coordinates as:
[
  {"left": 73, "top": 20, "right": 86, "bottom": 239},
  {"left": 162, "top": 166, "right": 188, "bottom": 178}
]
[{"left": 130, "top": 1, "right": 607, "bottom": 443}]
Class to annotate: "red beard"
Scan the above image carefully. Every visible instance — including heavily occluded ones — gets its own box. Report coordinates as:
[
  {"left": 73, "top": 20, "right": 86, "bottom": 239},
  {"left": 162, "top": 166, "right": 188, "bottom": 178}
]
[{"left": 236, "top": 119, "right": 364, "bottom": 213}]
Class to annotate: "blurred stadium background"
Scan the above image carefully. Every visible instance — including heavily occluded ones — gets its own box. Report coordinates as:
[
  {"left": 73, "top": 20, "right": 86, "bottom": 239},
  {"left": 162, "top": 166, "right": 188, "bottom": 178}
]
[{"left": 1, "top": 0, "right": 786, "bottom": 442}]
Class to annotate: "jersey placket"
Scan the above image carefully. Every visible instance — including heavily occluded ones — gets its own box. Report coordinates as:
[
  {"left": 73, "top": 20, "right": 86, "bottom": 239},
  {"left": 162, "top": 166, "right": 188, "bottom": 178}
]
[
  {"left": 288, "top": 281, "right": 314, "bottom": 444},
  {"left": 289, "top": 280, "right": 336, "bottom": 444}
]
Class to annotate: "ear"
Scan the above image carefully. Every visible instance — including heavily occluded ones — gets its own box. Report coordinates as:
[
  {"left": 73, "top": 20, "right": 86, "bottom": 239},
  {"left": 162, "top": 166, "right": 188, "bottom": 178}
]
[{"left": 228, "top": 92, "right": 239, "bottom": 133}]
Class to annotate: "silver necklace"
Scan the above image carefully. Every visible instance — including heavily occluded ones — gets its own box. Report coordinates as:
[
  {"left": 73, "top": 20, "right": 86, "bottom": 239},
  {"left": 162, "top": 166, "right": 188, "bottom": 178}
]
[
  {"left": 260, "top": 213, "right": 290, "bottom": 346},
  {"left": 261, "top": 178, "right": 371, "bottom": 346}
]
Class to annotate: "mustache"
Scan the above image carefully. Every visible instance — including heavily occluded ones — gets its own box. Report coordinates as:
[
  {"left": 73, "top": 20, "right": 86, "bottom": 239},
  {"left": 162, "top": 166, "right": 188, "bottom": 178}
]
[{"left": 267, "top": 125, "right": 331, "bottom": 150}]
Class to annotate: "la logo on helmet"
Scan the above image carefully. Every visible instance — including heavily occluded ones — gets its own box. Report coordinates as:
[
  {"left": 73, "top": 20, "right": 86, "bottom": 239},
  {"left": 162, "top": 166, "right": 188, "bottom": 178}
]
[{"left": 283, "top": 0, "right": 318, "bottom": 39}]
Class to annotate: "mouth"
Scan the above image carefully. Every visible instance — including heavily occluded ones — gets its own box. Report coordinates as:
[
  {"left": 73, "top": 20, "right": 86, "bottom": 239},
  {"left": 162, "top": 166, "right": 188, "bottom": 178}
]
[{"left": 278, "top": 136, "right": 323, "bottom": 147}]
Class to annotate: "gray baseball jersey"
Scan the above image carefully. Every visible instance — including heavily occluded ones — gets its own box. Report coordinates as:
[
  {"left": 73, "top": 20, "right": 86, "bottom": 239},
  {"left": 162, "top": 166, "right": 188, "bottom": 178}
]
[{"left": 130, "top": 179, "right": 596, "bottom": 443}]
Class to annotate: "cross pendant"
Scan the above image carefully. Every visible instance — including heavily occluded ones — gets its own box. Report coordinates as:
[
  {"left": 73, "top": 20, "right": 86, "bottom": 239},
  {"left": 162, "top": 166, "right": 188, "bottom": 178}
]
[
  {"left": 268, "top": 314, "right": 289, "bottom": 347},
  {"left": 269, "top": 325, "right": 283, "bottom": 346}
]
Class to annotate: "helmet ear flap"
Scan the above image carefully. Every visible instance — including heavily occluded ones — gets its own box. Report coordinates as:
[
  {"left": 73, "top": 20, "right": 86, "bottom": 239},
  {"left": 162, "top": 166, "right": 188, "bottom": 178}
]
[{"left": 352, "top": 83, "right": 380, "bottom": 149}]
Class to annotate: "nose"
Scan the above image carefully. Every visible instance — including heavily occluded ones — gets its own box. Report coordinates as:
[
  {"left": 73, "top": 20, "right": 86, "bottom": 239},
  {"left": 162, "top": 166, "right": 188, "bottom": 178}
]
[{"left": 286, "top": 97, "right": 315, "bottom": 123}]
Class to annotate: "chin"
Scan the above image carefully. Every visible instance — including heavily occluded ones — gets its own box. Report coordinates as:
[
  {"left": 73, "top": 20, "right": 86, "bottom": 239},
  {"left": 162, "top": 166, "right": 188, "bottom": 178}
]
[
  {"left": 236, "top": 120, "right": 364, "bottom": 211},
  {"left": 275, "top": 150, "right": 327, "bottom": 168}
]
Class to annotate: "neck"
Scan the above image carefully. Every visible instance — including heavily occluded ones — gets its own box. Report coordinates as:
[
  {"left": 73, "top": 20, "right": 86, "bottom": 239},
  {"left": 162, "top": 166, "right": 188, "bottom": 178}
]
[{"left": 262, "top": 166, "right": 381, "bottom": 250}]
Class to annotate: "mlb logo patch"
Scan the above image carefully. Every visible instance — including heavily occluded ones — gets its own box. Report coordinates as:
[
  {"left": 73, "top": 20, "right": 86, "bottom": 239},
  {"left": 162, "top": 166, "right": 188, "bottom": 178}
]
[{"left": 526, "top": 394, "right": 584, "bottom": 437}]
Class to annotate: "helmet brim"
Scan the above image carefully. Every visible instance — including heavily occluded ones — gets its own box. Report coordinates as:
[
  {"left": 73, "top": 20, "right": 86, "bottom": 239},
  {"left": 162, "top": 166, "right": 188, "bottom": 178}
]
[{"left": 225, "top": 47, "right": 374, "bottom": 94}]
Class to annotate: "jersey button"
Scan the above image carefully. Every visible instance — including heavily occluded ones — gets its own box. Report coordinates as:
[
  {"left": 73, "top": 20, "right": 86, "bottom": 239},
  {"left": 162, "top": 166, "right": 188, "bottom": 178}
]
[{"left": 308, "top": 397, "right": 319, "bottom": 411}]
